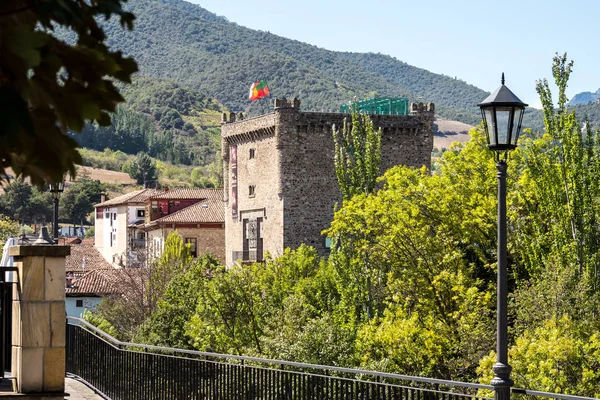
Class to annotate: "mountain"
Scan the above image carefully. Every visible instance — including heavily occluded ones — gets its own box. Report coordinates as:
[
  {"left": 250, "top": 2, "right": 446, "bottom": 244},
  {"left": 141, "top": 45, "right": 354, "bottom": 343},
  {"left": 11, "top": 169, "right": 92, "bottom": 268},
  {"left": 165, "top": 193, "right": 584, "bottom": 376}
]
[
  {"left": 100, "top": 0, "right": 490, "bottom": 125},
  {"left": 569, "top": 88, "right": 600, "bottom": 106}
]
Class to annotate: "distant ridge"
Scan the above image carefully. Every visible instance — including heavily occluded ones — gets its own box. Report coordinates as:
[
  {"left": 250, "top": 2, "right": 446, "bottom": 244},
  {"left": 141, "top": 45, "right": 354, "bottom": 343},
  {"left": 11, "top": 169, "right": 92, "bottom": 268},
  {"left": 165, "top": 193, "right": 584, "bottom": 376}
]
[
  {"left": 100, "top": 0, "right": 491, "bottom": 125},
  {"left": 568, "top": 88, "right": 600, "bottom": 106}
]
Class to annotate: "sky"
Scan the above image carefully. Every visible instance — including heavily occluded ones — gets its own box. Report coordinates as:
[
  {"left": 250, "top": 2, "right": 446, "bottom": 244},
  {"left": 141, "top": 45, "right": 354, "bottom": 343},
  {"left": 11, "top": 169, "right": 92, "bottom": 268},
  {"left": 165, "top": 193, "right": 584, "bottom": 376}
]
[{"left": 191, "top": 0, "right": 599, "bottom": 109}]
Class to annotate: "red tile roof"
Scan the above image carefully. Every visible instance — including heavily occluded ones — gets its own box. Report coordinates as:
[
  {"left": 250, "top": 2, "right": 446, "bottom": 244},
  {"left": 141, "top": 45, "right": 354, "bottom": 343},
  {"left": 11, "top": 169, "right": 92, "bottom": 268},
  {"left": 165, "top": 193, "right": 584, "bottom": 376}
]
[
  {"left": 149, "top": 188, "right": 223, "bottom": 201},
  {"left": 95, "top": 189, "right": 161, "bottom": 208},
  {"left": 65, "top": 244, "right": 111, "bottom": 274},
  {"left": 151, "top": 198, "right": 224, "bottom": 225},
  {"left": 66, "top": 268, "right": 149, "bottom": 296}
]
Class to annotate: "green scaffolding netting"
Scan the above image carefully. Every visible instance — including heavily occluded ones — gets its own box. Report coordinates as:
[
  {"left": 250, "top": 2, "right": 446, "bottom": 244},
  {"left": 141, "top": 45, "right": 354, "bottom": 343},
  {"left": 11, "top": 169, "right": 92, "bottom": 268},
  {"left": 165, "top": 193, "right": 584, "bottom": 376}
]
[{"left": 340, "top": 97, "right": 409, "bottom": 115}]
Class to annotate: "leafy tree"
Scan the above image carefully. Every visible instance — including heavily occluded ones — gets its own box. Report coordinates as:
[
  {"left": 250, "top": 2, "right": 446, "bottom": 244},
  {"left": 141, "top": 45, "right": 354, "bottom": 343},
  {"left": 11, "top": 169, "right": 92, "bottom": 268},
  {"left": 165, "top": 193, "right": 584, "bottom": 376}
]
[
  {"left": 187, "top": 263, "right": 265, "bottom": 354},
  {"left": 478, "top": 317, "right": 600, "bottom": 398},
  {"left": 511, "top": 53, "right": 600, "bottom": 288},
  {"left": 0, "top": 179, "right": 32, "bottom": 224},
  {"left": 0, "top": 215, "right": 19, "bottom": 241},
  {"left": 0, "top": 0, "right": 137, "bottom": 185},
  {"left": 128, "top": 152, "right": 158, "bottom": 187},
  {"left": 59, "top": 178, "right": 105, "bottom": 229},
  {"left": 332, "top": 109, "right": 381, "bottom": 200},
  {"left": 27, "top": 188, "right": 53, "bottom": 226},
  {"left": 137, "top": 254, "right": 220, "bottom": 349}
]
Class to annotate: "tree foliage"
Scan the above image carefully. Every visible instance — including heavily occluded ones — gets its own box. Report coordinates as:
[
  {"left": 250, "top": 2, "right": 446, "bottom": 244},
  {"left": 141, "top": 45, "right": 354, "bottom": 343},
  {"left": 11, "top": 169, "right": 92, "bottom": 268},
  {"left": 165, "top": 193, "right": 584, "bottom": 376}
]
[
  {"left": 59, "top": 177, "right": 106, "bottom": 227},
  {"left": 0, "top": 0, "right": 137, "bottom": 185},
  {"left": 127, "top": 152, "right": 158, "bottom": 187},
  {"left": 332, "top": 110, "right": 381, "bottom": 200}
]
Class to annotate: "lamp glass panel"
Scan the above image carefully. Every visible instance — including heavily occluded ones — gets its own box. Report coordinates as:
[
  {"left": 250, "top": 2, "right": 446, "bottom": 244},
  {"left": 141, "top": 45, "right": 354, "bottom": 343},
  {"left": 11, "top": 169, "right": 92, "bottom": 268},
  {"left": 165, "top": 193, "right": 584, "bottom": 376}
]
[
  {"left": 484, "top": 108, "right": 496, "bottom": 145},
  {"left": 511, "top": 108, "right": 525, "bottom": 146},
  {"left": 495, "top": 107, "right": 512, "bottom": 145}
]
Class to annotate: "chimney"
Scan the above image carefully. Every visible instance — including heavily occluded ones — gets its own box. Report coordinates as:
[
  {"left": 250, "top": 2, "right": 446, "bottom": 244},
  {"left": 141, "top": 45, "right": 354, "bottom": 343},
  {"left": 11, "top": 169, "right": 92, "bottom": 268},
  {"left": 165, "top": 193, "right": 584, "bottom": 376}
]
[
  {"left": 164, "top": 186, "right": 169, "bottom": 192},
  {"left": 100, "top": 193, "right": 106, "bottom": 203}
]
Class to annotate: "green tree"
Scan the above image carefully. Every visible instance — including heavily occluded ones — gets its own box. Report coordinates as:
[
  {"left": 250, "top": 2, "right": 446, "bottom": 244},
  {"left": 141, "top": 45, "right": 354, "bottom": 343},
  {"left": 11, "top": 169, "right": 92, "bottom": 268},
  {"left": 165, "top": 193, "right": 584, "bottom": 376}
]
[
  {"left": 138, "top": 254, "right": 220, "bottom": 349},
  {"left": 0, "top": 179, "right": 32, "bottom": 224},
  {"left": 332, "top": 108, "right": 381, "bottom": 200},
  {"left": 330, "top": 108, "right": 382, "bottom": 320},
  {"left": 27, "top": 188, "right": 53, "bottom": 226},
  {"left": 511, "top": 53, "right": 600, "bottom": 288},
  {"left": 128, "top": 152, "right": 158, "bottom": 187},
  {"left": 0, "top": 215, "right": 19, "bottom": 241},
  {"left": 59, "top": 178, "right": 105, "bottom": 229},
  {"left": 0, "top": 0, "right": 137, "bottom": 185}
]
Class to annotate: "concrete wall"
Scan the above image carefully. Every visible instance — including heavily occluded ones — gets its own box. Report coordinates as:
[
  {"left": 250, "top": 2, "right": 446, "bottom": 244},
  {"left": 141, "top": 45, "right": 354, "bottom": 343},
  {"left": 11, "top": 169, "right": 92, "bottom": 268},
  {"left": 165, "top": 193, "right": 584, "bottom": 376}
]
[
  {"left": 96, "top": 205, "right": 130, "bottom": 266},
  {"left": 65, "top": 296, "right": 102, "bottom": 319},
  {"left": 222, "top": 99, "right": 434, "bottom": 263}
]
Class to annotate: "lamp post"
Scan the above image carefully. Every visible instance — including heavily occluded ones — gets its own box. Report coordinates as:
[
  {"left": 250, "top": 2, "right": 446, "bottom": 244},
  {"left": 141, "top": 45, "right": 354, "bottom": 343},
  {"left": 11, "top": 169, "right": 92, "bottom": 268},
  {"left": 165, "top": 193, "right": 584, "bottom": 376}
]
[
  {"left": 48, "top": 180, "right": 65, "bottom": 244},
  {"left": 478, "top": 73, "right": 527, "bottom": 400}
]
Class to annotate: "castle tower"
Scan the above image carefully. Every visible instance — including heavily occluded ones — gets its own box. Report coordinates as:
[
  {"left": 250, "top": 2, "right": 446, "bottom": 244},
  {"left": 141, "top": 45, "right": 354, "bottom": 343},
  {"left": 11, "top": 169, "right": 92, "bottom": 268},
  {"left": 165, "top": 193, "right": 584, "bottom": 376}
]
[{"left": 221, "top": 98, "right": 434, "bottom": 266}]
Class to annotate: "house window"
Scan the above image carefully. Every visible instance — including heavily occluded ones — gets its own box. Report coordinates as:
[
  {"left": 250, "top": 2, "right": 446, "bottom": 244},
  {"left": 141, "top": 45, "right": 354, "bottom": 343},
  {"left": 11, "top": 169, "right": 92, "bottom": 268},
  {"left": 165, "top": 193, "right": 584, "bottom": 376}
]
[
  {"left": 105, "top": 212, "right": 110, "bottom": 219},
  {"left": 249, "top": 185, "right": 255, "bottom": 198},
  {"left": 76, "top": 300, "right": 83, "bottom": 308},
  {"left": 185, "top": 238, "right": 197, "bottom": 257},
  {"left": 151, "top": 201, "right": 158, "bottom": 214},
  {"left": 249, "top": 148, "right": 256, "bottom": 159},
  {"left": 137, "top": 209, "right": 145, "bottom": 218},
  {"left": 113, "top": 213, "right": 117, "bottom": 220}
]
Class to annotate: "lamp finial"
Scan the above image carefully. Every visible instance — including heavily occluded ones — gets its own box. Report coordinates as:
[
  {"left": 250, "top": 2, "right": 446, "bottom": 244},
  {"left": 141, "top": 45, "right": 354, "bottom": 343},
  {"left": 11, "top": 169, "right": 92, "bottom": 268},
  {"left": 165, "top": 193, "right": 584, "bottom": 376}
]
[{"left": 501, "top": 73, "right": 505, "bottom": 85}]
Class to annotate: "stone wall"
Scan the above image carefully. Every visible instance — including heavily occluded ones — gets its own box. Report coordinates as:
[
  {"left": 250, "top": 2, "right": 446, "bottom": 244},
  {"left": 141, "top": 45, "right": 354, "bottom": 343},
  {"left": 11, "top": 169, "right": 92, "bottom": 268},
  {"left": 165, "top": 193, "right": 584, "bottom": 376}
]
[
  {"left": 159, "top": 225, "right": 226, "bottom": 264},
  {"left": 10, "top": 245, "right": 70, "bottom": 395},
  {"left": 222, "top": 117, "right": 283, "bottom": 266},
  {"left": 221, "top": 98, "right": 434, "bottom": 263}
]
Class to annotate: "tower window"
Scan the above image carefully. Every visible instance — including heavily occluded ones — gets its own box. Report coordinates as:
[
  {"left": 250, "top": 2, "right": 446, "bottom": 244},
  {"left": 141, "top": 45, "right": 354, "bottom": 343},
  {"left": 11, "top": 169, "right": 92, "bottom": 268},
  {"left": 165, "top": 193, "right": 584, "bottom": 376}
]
[
  {"left": 249, "top": 185, "right": 256, "bottom": 197},
  {"left": 249, "top": 148, "right": 256, "bottom": 159},
  {"left": 185, "top": 238, "right": 198, "bottom": 257}
]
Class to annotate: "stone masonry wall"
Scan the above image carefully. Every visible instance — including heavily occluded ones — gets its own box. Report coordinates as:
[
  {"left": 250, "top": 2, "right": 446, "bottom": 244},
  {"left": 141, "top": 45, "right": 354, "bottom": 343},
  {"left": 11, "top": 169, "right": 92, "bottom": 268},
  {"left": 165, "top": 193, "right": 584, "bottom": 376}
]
[
  {"left": 222, "top": 99, "right": 434, "bottom": 263},
  {"left": 161, "top": 226, "right": 226, "bottom": 264},
  {"left": 222, "top": 114, "right": 283, "bottom": 265}
]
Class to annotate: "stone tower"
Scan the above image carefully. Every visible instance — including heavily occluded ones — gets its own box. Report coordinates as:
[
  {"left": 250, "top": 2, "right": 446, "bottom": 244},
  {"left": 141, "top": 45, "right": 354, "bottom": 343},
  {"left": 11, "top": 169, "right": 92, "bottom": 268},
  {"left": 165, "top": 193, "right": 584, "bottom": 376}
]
[{"left": 221, "top": 98, "right": 434, "bottom": 266}]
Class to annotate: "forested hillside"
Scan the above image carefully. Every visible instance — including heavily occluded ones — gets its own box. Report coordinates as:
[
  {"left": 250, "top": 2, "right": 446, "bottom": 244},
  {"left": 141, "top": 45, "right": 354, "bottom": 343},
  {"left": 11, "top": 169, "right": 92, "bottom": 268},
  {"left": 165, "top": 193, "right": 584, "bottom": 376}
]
[
  {"left": 71, "top": 76, "right": 223, "bottom": 168},
  {"left": 100, "top": 0, "right": 492, "bottom": 124},
  {"left": 67, "top": 0, "right": 600, "bottom": 171}
]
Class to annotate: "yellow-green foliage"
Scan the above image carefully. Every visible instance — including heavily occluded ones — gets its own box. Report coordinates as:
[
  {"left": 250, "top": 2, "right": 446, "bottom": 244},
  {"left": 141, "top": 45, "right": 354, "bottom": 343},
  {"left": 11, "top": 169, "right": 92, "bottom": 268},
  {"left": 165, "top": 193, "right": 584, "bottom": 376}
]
[{"left": 478, "top": 317, "right": 600, "bottom": 398}]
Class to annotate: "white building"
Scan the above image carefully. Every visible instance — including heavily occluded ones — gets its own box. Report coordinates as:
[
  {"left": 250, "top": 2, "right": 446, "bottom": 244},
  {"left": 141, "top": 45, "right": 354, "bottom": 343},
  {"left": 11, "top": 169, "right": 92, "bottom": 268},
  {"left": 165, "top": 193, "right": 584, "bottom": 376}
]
[{"left": 94, "top": 189, "right": 160, "bottom": 266}]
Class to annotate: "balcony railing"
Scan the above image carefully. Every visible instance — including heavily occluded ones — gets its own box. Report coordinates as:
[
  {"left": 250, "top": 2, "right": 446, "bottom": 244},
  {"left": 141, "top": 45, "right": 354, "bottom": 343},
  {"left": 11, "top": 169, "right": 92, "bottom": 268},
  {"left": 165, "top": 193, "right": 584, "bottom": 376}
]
[
  {"left": 130, "top": 239, "right": 145, "bottom": 249},
  {"left": 232, "top": 250, "right": 263, "bottom": 263},
  {"left": 65, "top": 317, "right": 597, "bottom": 400}
]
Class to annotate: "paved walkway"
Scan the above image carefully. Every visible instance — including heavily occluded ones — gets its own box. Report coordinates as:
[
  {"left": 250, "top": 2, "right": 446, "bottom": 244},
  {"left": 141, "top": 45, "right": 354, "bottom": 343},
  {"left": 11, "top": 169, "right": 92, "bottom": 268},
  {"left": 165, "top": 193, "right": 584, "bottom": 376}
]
[{"left": 65, "top": 377, "right": 106, "bottom": 400}]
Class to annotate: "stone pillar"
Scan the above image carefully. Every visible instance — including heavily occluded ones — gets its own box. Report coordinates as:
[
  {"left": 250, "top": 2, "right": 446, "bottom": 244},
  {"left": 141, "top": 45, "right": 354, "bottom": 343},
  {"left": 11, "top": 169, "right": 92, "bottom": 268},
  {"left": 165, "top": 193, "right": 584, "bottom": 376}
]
[{"left": 9, "top": 245, "right": 70, "bottom": 394}]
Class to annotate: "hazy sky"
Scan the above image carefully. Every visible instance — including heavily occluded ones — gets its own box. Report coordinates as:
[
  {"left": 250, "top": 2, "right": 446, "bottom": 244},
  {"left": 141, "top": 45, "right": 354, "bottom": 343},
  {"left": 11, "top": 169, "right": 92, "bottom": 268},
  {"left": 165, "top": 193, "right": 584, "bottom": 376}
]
[{"left": 191, "top": 0, "right": 599, "bottom": 109}]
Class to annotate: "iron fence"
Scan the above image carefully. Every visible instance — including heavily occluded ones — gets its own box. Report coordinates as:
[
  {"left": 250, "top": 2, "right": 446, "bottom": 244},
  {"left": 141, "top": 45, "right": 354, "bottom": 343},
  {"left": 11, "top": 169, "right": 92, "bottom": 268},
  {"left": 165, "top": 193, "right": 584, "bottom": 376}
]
[
  {"left": 65, "top": 317, "right": 599, "bottom": 400},
  {"left": 0, "top": 266, "right": 17, "bottom": 379}
]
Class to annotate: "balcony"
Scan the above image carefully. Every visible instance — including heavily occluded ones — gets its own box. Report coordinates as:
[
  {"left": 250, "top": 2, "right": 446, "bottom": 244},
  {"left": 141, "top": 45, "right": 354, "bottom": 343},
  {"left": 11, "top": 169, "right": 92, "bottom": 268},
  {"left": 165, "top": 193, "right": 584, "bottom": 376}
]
[
  {"left": 232, "top": 250, "right": 263, "bottom": 263},
  {"left": 130, "top": 239, "right": 146, "bottom": 249}
]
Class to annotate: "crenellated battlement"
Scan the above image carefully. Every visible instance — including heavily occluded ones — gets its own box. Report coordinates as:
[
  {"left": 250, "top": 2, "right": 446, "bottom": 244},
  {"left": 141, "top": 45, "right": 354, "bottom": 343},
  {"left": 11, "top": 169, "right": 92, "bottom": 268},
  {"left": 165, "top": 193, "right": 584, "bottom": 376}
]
[
  {"left": 221, "top": 97, "right": 435, "bottom": 266},
  {"left": 410, "top": 102, "right": 435, "bottom": 114}
]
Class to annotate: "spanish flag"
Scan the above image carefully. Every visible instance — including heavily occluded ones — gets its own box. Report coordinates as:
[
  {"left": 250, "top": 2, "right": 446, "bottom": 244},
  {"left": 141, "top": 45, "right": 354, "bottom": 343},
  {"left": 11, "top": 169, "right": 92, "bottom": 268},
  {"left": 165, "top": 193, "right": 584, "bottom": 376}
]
[{"left": 249, "top": 80, "right": 270, "bottom": 101}]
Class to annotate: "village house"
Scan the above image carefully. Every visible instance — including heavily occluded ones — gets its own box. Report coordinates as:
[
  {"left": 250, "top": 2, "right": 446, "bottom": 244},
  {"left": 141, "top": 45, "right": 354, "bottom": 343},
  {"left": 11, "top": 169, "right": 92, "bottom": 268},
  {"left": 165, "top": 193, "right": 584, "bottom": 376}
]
[{"left": 94, "top": 187, "right": 225, "bottom": 265}]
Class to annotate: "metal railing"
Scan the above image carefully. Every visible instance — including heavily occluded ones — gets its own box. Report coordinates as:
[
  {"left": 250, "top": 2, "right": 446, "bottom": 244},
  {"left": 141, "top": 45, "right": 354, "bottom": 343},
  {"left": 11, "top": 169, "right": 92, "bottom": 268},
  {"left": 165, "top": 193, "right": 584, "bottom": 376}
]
[
  {"left": 130, "top": 239, "right": 145, "bottom": 249},
  {"left": 0, "top": 266, "right": 17, "bottom": 380},
  {"left": 232, "top": 250, "right": 263, "bottom": 263},
  {"left": 65, "top": 317, "right": 599, "bottom": 400}
]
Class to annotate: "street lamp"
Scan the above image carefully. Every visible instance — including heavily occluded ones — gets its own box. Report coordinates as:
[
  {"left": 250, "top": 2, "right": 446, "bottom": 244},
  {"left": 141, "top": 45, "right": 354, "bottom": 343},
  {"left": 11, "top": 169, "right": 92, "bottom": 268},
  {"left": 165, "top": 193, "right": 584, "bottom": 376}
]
[
  {"left": 478, "top": 73, "right": 527, "bottom": 400},
  {"left": 48, "top": 180, "right": 65, "bottom": 244}
]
